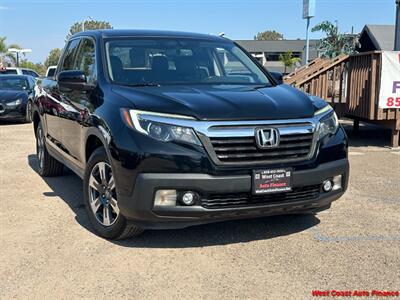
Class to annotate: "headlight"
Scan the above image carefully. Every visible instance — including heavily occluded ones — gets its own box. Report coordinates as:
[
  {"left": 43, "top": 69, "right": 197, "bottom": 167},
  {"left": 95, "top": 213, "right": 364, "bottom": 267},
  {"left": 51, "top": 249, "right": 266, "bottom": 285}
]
[
  {"left": 122, "top": 109, "right": 202, "bottom": 146},
  {"left": 318, "top": 111, "right": 339, "bottom": 139},
  {"left": 314, "top": 104, "right": 332, "bottom": 116},
  {"left": 6, "top": 98, "right": 22, "bottom": 107}
]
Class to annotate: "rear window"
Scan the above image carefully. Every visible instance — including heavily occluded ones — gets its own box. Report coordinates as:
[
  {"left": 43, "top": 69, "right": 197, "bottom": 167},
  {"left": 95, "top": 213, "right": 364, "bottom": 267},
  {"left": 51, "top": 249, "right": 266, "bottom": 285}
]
[
  {"left": 47, "top": 68, "right": 56, "bottom": 77},
  {"left": 0, "top": 69, "right": 18, "bottom": 75}
]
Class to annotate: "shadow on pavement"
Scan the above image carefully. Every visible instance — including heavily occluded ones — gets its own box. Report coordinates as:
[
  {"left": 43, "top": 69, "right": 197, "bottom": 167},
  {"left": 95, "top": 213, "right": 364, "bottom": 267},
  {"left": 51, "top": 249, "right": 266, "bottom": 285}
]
[
  {"left": 115, "top": 214, "right": 320, "bottom": 248},
  {"left": 341, "top": 119, "right": 394, "bottom": 148},
  {"left": 28, "top": 154, "right": 93, "bottom": 233},
  {"left": 28, "top": 154, "right": 320, "bottom": 248},
  {"left": 0, "top": 120, "right": 28, "bottom": 126}
]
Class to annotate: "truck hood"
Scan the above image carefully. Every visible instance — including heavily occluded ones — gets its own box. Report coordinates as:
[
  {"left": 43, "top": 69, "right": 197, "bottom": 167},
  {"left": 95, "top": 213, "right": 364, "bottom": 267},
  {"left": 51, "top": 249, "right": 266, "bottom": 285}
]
[
  {"left": 0, "top": 90, "right": 27, "bottom": 103},
  {"left": 112, "top": 84, "right": 316, "bottom": 120}
]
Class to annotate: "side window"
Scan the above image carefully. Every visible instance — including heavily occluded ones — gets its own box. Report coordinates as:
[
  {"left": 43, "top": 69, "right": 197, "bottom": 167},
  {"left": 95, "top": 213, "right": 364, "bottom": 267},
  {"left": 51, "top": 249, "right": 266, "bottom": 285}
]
[
  {"left": 60, "top": 39, "right": 81, "bottom": 71},
  {"left": 74, "top": 38, "right": 97, "bottom": 84},
  {"left": 29, "top": 77, "right": 36, "bottom": 88},
  {"left": 29, "top": 71, "right": 38, "bottom": 77},
  {"left": 22, "top": 70, "right": 29, "bottom": 75}
]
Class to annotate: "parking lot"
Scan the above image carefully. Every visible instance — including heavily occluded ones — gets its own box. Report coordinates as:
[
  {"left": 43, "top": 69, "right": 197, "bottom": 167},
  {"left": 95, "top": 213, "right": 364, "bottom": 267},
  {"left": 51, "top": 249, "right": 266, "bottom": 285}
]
[{"left": 0, "top": 121, "right": 399, "bottom": 299}]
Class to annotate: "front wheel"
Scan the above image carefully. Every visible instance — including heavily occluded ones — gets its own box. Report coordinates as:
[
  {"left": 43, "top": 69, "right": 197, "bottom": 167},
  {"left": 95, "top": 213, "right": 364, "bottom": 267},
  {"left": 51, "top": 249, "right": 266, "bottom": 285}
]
[
  {"left": 83, "top": 147, "right": 143, "bottom": 240},
  {"left": 25, "top": 100, "right": 33, "bottom": 123}
]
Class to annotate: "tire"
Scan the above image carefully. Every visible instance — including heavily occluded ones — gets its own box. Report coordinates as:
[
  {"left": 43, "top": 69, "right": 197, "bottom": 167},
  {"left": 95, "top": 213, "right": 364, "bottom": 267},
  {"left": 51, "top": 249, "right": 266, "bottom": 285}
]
[
  {"left": 36, "top": 122, "right": 64, "bottom": 177},
  {"left": 83, "top": 147, "right": 143, "bottom": 240},
  {"left": 25, "top": 100, "right": 33, "bottom": 123}
]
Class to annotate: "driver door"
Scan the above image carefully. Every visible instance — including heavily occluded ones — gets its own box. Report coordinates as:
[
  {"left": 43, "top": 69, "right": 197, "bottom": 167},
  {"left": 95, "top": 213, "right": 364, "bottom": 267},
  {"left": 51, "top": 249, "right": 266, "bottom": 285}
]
[
  {"left": 43, "top": 38, "right": 81, "bottom": 148},
  {"left": 59, "top": 37, "right": 98, "bottom": 164}
]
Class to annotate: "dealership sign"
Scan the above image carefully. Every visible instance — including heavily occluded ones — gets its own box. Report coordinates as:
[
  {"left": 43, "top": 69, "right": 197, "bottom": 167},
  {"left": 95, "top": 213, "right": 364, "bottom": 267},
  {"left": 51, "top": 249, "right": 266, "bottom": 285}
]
[{"left": 379, "top": 51, "right": 400, "bottom": 108}]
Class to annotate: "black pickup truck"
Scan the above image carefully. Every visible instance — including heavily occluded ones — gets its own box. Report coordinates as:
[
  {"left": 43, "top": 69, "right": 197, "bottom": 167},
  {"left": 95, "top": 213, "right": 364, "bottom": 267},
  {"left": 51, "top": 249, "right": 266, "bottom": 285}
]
[{"left": 32, "top": 30, "right": 349, "bottom": 239}]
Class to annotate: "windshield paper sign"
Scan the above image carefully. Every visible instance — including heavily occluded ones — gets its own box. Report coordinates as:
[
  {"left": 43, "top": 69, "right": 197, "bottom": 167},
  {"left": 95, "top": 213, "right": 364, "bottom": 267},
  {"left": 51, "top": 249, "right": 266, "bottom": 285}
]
[{"left": 379, "top": 51, "right": 400, "bottom": 108}]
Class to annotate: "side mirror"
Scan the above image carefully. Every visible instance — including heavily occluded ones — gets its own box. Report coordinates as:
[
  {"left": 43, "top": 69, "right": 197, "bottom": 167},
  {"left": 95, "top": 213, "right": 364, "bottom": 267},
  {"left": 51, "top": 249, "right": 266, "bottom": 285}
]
[
  {"left": 269, "top": 71, "right": 283, "bottom": 85},
  {"left": 57, "top": 70, "right": 94, "bottom": 91}
]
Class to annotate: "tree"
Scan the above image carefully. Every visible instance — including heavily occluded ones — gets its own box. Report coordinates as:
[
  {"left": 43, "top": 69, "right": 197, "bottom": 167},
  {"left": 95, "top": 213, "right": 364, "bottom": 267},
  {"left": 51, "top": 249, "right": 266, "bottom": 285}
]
[
  {"left": 0, "top": 36, "right": 23, "bottom": 66},
  {"left": 279, "top": 51, "right": 301, "bottom": 74},
  {"left": 312, "top": 21, "right": 359, "bottom": 58},
  {"left": 44, "top": 48, "right": 62, "bottom": 68},
  {"left": 0, "top": 37, "right": 7, "bottom": 54},
  {"left": 19, "top": 59, "right": 46, "bottom": 75},
  {"left": 0, "top": 37, "right": 7, "bottom": 66},
  {"left": 254, "top": 30, "right": 283, "bottom": 41},
  {"left": 66, "top": 20, "right": 112, "bottom": 41}
]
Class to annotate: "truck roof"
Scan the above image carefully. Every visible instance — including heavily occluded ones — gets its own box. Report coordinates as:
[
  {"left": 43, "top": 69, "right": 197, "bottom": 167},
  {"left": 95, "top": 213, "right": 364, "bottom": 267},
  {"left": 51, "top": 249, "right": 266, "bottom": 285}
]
[{"left": 72, "top": 29, "right": 229, "bottom": 42}]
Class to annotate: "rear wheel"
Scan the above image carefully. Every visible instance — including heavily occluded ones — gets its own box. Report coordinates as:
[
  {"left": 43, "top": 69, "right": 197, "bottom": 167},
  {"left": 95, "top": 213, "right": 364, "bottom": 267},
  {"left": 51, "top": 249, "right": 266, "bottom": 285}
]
[
  {"left": 84, "top": 147, "right": 143, "bottom": 239},
  {"left": 36, "top": 122, "right": 64, "bottom": 176}
]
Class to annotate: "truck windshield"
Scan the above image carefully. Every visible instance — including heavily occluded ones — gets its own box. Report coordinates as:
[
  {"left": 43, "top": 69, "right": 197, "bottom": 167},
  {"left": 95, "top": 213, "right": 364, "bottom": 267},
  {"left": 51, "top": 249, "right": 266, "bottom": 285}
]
[{"left": 105, "top": 38, "right": 271, "bottom": 86}]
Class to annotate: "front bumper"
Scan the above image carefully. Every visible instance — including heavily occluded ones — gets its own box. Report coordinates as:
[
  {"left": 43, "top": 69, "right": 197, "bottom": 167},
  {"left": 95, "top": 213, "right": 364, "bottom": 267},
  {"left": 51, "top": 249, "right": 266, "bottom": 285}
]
[
  {"left": 117, "top": 158, "right": 349, "bottom": 229},
  {"left": 0, "top": 103, "right": 26, "bottom": 121}
]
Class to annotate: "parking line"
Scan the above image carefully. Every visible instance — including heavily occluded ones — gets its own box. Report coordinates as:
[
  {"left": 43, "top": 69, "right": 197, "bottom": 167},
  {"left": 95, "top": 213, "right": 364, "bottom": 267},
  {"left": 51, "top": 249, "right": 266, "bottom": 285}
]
[{"left": 309, "top": 227, "right": 400, "bottom": 242}]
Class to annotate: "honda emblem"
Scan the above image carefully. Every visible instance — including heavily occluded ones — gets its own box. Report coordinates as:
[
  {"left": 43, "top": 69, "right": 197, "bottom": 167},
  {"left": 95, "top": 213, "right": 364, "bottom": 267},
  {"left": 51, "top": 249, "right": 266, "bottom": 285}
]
[{"left": 255, "top": 128, "right": 280, "bottom": 148}]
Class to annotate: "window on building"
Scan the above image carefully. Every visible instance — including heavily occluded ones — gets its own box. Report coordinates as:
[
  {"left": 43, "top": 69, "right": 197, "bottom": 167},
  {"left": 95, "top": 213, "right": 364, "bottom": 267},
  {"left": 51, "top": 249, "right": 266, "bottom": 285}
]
[{"left": 265, "top": 52, "right": 302, "bottom": 62}]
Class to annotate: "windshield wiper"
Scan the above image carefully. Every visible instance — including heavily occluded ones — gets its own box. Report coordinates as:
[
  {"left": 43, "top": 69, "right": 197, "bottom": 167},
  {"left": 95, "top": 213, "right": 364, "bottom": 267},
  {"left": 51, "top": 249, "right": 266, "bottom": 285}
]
[
  {"left": 122, "top": 83, "right": 161, "bottom": 87},
  {"left": 253, "top": 83, "right": 272, "bottom": 89}
]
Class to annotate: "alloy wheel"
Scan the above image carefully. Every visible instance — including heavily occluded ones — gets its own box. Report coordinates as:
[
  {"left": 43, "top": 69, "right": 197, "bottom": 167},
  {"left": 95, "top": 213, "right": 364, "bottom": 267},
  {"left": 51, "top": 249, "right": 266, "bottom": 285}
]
[{"left": 88, "top": 162, "right": 119, "bottom": 226}]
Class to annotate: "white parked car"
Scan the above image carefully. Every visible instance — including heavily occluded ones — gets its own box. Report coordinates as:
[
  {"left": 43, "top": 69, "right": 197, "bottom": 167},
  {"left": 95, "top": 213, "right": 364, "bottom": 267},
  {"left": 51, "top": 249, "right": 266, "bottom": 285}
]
[
  {"left": 45, "top": 66, "right": 57, "bottom": 78},
  {"left": 0, "top": 67, "right": 39, "bottom": 78}
]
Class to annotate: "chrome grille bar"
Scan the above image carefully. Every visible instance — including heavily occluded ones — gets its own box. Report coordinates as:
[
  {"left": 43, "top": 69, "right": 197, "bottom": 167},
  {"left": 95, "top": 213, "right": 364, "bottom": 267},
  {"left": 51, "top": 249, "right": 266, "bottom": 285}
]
[{"left": 201, "top": 124, "right": 318, "bottom": 166}]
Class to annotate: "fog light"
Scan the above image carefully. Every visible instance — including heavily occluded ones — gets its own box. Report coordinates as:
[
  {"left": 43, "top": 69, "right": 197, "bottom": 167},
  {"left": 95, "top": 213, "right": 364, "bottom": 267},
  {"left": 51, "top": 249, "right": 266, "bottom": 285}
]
[
  {"left": 181, "top": 192, "right": 197, "bottom": 206},
  {"left": 154, "top": 190, "right": 177, "bottom": 207},
  {"left": 332, "top": 175, "right": 342, "bottom": 191},
  {"left": 323, "top": 180, "right": 333, "bottom": 192}
]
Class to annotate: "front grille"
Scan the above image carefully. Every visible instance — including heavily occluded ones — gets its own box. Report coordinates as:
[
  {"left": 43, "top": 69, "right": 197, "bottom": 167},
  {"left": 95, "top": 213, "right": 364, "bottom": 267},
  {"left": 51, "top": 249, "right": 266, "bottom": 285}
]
[
  {"left": 209, "top": 132, "right": 315, "bottom": 164},
  {"left": 202, "top": 185, "right": 320, "bottom": 209}
]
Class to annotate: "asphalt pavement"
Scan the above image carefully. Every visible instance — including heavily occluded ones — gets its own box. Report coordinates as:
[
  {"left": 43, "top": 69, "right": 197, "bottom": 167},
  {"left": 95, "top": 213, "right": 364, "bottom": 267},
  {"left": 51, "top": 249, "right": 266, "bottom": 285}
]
[{"left": 0, "top": 121, "right": 399, "bottom": 299}]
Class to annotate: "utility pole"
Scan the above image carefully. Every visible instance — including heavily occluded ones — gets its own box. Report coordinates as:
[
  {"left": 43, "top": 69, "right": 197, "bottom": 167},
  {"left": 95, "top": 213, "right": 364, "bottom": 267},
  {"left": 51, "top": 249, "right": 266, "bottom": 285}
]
[
  {"left": 395, "top": 0, "right": 400, "bottom": 50},
  {"left": 305, "top": 17, "right": 311, "bottom": 63},
  {"left": 303, "top": 0, "right": 316, "bottom": 64}
]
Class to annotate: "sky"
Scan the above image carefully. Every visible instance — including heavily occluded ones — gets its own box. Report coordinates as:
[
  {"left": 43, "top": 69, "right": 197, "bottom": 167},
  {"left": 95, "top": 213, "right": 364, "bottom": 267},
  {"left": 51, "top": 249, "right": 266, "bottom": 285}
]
[{"left": 0, "top": 0, "right": 397, "bottom": 63}]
